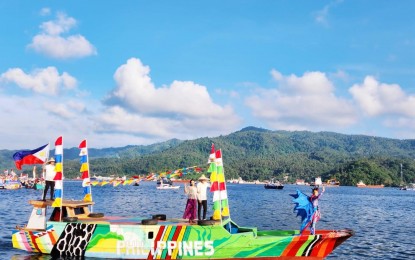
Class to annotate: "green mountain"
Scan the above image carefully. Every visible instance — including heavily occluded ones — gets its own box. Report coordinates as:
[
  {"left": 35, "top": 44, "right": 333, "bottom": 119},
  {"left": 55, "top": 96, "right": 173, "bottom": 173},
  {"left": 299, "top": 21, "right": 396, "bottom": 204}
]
[{"left": 2, "top": 127, "right": 415, "bottom": 186}]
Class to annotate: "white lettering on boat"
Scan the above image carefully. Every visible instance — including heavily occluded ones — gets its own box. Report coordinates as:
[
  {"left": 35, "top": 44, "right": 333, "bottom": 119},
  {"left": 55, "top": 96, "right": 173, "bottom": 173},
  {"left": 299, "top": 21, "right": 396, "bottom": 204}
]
[{"left": 116, "top": 240, "right": 214, "bottom": 256}]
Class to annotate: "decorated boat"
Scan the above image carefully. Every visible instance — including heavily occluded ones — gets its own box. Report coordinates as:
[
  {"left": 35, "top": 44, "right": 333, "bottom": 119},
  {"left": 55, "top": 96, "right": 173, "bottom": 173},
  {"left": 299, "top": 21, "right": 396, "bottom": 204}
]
[{"left": 12, "top": 140, "right": 353, "bottom": 259}]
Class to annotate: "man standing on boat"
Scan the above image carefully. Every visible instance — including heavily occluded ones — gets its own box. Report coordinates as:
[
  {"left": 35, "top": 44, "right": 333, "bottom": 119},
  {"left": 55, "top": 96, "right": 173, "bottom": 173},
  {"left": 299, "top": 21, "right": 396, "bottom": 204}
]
[
  {"left": 197, "top": 174, "right": 210, "bottom": 220},
  {"left": 42, "top": 158, "right": 56, "bottom": 201}
]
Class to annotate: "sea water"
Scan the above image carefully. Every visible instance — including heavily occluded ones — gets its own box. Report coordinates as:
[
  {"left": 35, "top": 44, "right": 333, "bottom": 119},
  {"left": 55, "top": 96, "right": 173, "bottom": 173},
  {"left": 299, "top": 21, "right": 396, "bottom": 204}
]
[{"left": 1, "top": 181, "right": 414, "bottom": 259}]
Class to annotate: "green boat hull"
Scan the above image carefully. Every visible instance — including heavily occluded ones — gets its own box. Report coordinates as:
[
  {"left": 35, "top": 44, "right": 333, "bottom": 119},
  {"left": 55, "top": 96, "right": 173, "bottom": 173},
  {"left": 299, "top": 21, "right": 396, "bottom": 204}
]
[{"left": 13, "top": 215, "right": 353, "bottom": 259}]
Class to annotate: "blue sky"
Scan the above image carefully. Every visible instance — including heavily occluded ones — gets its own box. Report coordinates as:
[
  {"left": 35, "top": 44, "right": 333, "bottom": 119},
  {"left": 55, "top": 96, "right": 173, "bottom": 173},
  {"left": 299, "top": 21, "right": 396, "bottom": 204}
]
[{"left": 1, "top": 1, "right": 415, "bottom": 149}]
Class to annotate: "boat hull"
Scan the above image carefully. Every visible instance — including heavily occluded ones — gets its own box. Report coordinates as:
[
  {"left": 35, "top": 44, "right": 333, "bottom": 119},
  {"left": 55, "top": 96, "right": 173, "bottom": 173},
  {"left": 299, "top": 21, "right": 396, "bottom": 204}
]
[
  {"left": 264, "top": 185, "right": 284, "bottom": 190},
  {"left": 12, "top": 218, "right": 353, "bottom": 259}
]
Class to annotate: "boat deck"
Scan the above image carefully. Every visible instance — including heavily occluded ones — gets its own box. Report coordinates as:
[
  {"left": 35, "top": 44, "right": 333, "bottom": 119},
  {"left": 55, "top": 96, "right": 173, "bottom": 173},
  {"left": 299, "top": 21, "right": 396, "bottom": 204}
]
[
  {"left": 75, "top": 216, "right": 196, "bottom": 226},
  {"left": 27, "top": 199, "right": 353, "bottom": 240},
  {"left": 30, "top": 199, "right": 95, "bottom": 208},
  {"left": 29, "top": 199, "right": 212, "bottom": 227}
]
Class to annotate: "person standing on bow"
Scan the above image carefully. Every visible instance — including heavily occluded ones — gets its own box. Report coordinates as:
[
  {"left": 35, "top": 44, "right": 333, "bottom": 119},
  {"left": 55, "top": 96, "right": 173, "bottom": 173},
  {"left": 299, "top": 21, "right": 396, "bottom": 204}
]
[
  {"left": 309, "top": 185, "right": 325, "bottom": 234},
  {"left": 42, "top": 158, "right": 56, "bottom": 201},
  {"left": 183, "top": 179, "right": 198, "bottom": 223},
  {"left": 197, "top": 174, "right": 211, "bottom": 220}
]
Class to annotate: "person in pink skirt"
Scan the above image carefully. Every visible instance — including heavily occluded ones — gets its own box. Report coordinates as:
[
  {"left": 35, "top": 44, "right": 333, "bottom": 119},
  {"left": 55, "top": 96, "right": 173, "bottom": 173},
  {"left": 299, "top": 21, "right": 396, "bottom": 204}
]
[{"left": 183, "top": 179, "right": 198, "bottom": 223}]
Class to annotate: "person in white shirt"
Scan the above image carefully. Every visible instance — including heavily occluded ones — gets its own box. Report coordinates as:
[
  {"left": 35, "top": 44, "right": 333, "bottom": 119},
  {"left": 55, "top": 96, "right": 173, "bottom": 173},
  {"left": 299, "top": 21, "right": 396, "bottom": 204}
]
[
  {"left": 196, "top": 174, "right": 211, "bottom": 220},
  {"left": 42, "top": 158, "right": 56, "bottom": 201}
]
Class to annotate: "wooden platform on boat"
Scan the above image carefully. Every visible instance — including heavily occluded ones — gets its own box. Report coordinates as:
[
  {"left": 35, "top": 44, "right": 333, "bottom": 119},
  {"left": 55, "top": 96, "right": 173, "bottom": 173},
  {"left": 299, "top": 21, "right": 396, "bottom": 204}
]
[
  {"left": 30, "top": 199, "right": 95, "bottom": 218},
  {"left": 28, "top": 199, "right": 222, "bottom": 226},
  {"left": 29, "top": 199, "right": 95, "bottom": 208}
]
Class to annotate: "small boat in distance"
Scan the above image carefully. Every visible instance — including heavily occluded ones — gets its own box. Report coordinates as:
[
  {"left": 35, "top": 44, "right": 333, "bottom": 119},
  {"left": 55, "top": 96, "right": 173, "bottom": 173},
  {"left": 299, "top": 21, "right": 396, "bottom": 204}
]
[
  {"left": 400, "top": 183, "right": 415, "bottom": 191},
  {"left": 398, "top": 164, "right": 415, "bottom": 190},
  {"left": 156, "top": 177, "right": 180, "bottom": 190},
  {"left": 264, "top": 179, "right": 284, "bottom": 190},
  {"left": 325, "top": 179, "right": 340, "bottom": 187},
  {"left": 156, "top": 184, "right": 180, "bottom": 190},
  {"left": 367, "top": 184, "right": 385, "bottom": 188},
  {"left": 356, "top": 181, "right": 384, "bottom": 188},
  {"left": 356, "top": 181, "right": 366, "bottom": 187},
  {"left": 295, "top": 179, "right": 306, "bottom": 185}
]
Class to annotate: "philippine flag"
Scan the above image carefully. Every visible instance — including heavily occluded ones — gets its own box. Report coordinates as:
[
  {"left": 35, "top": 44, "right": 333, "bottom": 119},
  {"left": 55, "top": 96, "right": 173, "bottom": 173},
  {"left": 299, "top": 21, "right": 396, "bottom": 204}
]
[{"left": 13, "top": 144, "right": 50, "bottom": 170}]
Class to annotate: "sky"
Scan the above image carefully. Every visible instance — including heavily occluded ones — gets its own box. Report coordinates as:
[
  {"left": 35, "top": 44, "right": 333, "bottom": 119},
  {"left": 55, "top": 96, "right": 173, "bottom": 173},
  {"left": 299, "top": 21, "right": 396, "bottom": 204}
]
[{"left": 0, "top": 1, "right": 415, "bottom": 150}]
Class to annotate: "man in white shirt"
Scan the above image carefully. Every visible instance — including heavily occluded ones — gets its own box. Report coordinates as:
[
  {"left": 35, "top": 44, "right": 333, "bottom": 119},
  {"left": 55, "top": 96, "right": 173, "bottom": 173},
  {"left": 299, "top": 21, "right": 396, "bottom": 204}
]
[
  {"left": 197, "top": 174, "right": 211, "bottom": 220},
  {"left": 42, "top": 157, "right": 56, "bottom": 201}
]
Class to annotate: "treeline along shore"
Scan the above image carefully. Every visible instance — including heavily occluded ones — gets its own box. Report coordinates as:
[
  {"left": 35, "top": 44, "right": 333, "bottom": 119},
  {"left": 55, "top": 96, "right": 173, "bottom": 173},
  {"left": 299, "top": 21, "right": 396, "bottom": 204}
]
[{"left": 2, "top": 127, "right": 415, "bottom": 186}]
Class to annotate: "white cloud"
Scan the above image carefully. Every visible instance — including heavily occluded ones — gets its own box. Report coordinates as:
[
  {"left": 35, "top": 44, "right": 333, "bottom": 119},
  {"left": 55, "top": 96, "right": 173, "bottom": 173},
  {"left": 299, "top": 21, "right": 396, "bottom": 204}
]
[
  {"left": 349, "top": 76, "right": 415, "bottom": 123},
  {"left": 315, "top": 6, "right": 330, "bottom": 26},
  {"left": 330, "top": 70, "right": 349, "bottom": 81},
  {"left": 43, "top": 100, "right": 86, "bottom": 119},
  {"left": 109, "top": 58, "right": 229, "bottom": 117},
  {"left": 0, "top": 57, "right": 241, "bottom": 149},
  {"left": 28, "top": 12, "right": 96, "bottom": 59},
  {"left": 349, "top": 76, "right": 415, "bottom": 117},
  {"left": 0, "top": 66, "right": 77, "bottom": 95},
  {"left": 245, "top": 69, "right": 357, "bottom": 131},
  {"left": 100, "top": 58, "right": 241, "bottom": 138},
  {"left": 95, "top": 106, "right": 179, "bottom": 137},
  {"left": 0, "top": 94, "right": 93, "bottom": 148},
  {"left": 40, "top": 8, "right": 51, "bottom": 16},
  {"left": 40, "top": 12, "right": 76, "bottom": 35},
  {"left": 314, "top": 0, "right": 343, "bottom": 26}
]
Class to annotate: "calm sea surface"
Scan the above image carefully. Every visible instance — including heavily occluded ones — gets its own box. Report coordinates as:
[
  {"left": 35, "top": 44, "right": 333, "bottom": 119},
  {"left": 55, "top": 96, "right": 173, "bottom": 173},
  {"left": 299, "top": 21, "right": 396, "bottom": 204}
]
[{"left": 1, "top": 181, "right": 414, "bottom": 260}]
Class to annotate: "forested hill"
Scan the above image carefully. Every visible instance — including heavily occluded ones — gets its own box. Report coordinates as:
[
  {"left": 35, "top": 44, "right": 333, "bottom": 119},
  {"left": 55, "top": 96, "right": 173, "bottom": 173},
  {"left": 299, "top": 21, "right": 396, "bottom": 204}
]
[{"left": 2, "top": 127, "right": 415, "bottom": 186}]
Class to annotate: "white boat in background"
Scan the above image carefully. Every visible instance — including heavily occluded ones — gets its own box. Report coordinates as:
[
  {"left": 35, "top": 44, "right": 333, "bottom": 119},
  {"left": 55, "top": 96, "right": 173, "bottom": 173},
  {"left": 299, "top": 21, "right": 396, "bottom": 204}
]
[
  {"left": 356, "top": 180, "right": 366, "bottom": 187},
  {"left": 325, "top": 179, "right": 340, "bottom": 187},
  {"left": 227, "top": 177, "right": 245, "bottom": 184},
  {"left": 356, "top": 180, "right": 384, "bottom": 188},
  {"left": 400, "top": 183, "right": 415, "bottom": 191},
  {"left": 398, "top": 164, "right": 415, "bottom": 190},
  {"left": 156, "top": 178, "right": 180, "bottom": 189},
  {"left": 156, "top": 184, "right": 180, "bottom": 190},
  {"left": 295, "top": 179, "right": 307, "bottom": 185}
]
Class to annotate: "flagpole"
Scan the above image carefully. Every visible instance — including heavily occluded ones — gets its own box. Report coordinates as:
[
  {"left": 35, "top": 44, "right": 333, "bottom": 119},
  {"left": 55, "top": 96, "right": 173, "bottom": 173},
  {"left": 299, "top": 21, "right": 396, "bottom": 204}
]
[
  {"left": 47, "top": 142, "right": 50, "bottom": 164},
  {"left": 218, "top": 149, "right": 223, "bottom": 226},
  {"left": 86, "top": 139, "right": 93, "bottom": 213},
  {"left": 44, "top": 142, "right": 50, "bottom": 201},
  {"left": 221, "top": 149, "right": 231, "bottom": 230},
  {"left": 60, "top": 138, "right": 64, "bottom": 221}
]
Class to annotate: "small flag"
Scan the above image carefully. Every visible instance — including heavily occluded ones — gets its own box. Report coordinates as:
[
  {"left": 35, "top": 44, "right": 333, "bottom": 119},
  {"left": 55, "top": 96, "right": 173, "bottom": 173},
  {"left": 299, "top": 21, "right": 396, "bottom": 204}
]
[{"left": 13, "top": 144, "right": 50, "bottom": 170}]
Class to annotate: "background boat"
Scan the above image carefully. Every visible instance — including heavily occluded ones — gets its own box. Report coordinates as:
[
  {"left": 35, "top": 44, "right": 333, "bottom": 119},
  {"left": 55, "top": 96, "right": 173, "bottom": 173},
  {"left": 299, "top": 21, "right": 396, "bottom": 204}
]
[
  {"left": 356, "top": 181, "right": 384, "bottom": 188},
  {"left": 264, "top": 179, "right": 284, "bottom": 189},
  {"left": 325, "top": 178, "right": 340, "bottom": 187},
  {"left": 156, "top": 177, "right": 180, "bottom": 189}
]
